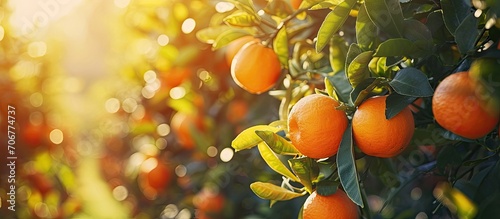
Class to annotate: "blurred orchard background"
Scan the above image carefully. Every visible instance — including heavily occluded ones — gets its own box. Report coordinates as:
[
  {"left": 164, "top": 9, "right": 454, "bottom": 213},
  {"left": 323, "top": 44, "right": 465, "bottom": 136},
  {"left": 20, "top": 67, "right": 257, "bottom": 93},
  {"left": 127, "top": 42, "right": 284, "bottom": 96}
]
[{"left": 0, "top": 0, "right": 299, "bottom": 218}]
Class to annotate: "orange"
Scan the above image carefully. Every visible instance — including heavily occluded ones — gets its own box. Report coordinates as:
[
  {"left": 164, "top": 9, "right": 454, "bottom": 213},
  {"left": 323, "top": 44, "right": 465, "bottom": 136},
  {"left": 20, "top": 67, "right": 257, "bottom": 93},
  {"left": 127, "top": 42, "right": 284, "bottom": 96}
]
[
  {"left": 303, "top": 190, "right": 359, "bottom": 219},
  {"left": 432, "top": 71, "right": 499, "bottom": 139},
  {"left": 193, "top": 187, "right": 226, "bottom": 215},
  {"left": 288, "top": 94, "right": 348, "bottom": 159},
  {"left": 290, "top": 0, "right": 302, "bottom": 10},
  {"left": 352, "top": 95, "right": 414, "bottom": 158},
  {"left": 160, "top": 67, "right": 192, "bottom": 88},
  {"left": 171, "top": 112, "right": 205, "bottom": 149},
  {"left": 409, "top": 98, "right": 424, "bottom": 113},
  {"left": 225, "top": 35, "right": 259, "bottom": 66},
  {"left": 226, "top": 99, "right": 249, "bottom": 124},
  {"left": 231, "top": 41, "right": 282, "bottom": 94}
]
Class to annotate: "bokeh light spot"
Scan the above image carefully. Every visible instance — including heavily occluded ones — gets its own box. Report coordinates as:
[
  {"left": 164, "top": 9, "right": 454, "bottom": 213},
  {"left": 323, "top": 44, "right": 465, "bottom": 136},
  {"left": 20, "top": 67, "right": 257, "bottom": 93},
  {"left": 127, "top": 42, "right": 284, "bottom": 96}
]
[
  {"left": 49, "top": 129, "right": 64, "bottom": 145},
  {"left": 105, "top": 98, "right": 121, "bottom": 113},
  {"left": 415, "top": 212, "right": 428, "bottom": 219},
  {"left": 0, "top": 25, "right": 4, "bottom": 41},
  {"left": 141, "top": 157, "right": 158, "bottom": 172},
  {"left": 156, "top": 138, "right": 168, "bottom": 150},
  {"left": 114, "top": 0, "right": 130, "bottom": 8},
  {"left": 207, "top": 146, "right": 218, "bottom": 157},
  {"left": 169, "top": 87, "right": 186, "bottom": 100},
  {"left": 175, "top": 165, "right": 187, "bottom": 177},
  {"left": 112, "top": 185, "right": 129, "bottom": 201},
  {"left": 161, "top": 204, "right": 179, "bottom": 218},
  {"left": 122, "top": 98, "right": 138, "bottom": 113},
  {"left": 215, "top": 2, "right": 235, "bottom": 13},
  {"left": 143, "top": 70, "right": 157, "bottom": 83},
  {"left": 29, "top": 92, "right": 43, "bottom": 107},
  {"left": 181, "top": 18, "right": 196, "bottom": 34},
  {"left": 28, "top": 41, "right": 47, "bottom": 58},
  {"left": 411, "top": 187, "right": 422, "bottom": 200},
  {"left": 157, "top": 34, "right": 170, "bottom": 46},
  {"left": 177, "top": 208, "right": 191, "bottom": 219},
  {"left": 220, "top": 147, "right": 234, "bottom": 162},
  {"left": 157, "top": 123, "right": 171, "bottom": 136}
]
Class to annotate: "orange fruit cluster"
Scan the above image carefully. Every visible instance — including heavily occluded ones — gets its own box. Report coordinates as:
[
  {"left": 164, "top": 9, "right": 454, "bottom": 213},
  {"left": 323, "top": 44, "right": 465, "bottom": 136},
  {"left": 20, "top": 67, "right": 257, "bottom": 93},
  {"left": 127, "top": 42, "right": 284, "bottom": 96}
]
[
  {"left": 288, "top": 94, "right": 348, "bottom": 159},
  {"left": 352, "top": 95, "right": 415, "bottom": 158},
  {"left": 432, "top": 71, "right": 499, "bottom": 139},
  {"left": 302, "top": 190, "right": 359, "bottom": 219}
]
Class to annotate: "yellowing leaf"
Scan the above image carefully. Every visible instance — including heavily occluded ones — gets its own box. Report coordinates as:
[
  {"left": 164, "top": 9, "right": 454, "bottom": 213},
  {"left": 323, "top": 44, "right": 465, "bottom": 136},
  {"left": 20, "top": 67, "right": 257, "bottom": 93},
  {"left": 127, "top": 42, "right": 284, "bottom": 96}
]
[
  {"left": 250, "top": 182, "right": 305, "bottom": 205},
  {"left": 255, "top": 130, "right": 299, "bottom": 155},
  {"left": 232, "top": 125, "right": 279, "bottom": 151},
  {"left": 258, "top": 143, "right": 300, "bottom": 182}
]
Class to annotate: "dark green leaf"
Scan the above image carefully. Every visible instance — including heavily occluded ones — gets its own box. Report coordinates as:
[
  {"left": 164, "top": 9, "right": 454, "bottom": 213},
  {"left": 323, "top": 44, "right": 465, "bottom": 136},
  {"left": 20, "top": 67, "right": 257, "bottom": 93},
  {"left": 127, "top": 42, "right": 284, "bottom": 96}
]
[
  {"left": 223, "top": 12, "right": 259, "bottom": 27},
  {"left": 273, "top": 26, "right": 290, "bottom": 67},
  {"left": 347, "top": 51, "right": 373, "bottom": 88},
  {"left": 426, "top": 10, "right": 451, "bottom": 43},
  {"left": 345, "top": 43, "right": 363, "bottom": 69},
  {"left": 364, "top": 0, "right": 404, "bottom": 37},
  {"left": 255, "top": 130, "right": 300, "bottom": 155},
  {"left": 436, "top": 145, "right": 464, "bottom": 171},
  {"left": 315, "top": 0, "right": 357, "bottom": 52},
  {"left": 336, "top": 124, "right": 364, "bottom": 207},
  {"left": 326, "top": 71, "right": 353, "bottom": 104},
  {"left": 455, "top": 13, "right": 480, "bottom": 55},
  {"left": 389, "top": 67, "right": 434, "bottom": 97},
  {"left": 316, "top": 180, "right": 340, "bottom": 196},
  {"left": 402, "top": 19, "right": 432, "bottom": 41},
  {"left": 250, "top": 182, "right": 305, "bottom": 205},
  {"left": 258, "top": 142, "right": 301, "bottom": 182},
  {"left": 385, "top": 92, "right": 417, "bottom": 119},
  {"left": 369, "top": 158, "right": 401, "bottom": 188},
  {"left": 289, "top": 157, "right": 319, "bottom": 193},
  {"left": 373, "top": 38, "right": 415, "bottom": 57},
  {"left": 349, "top": 77, "right": 377, "bottom": 105},
  {"left": 440, "top": 0, "right": 472, "bottom": 35},
  {"left": 356, "top": 4, "right": 378, "bottom": 51}
]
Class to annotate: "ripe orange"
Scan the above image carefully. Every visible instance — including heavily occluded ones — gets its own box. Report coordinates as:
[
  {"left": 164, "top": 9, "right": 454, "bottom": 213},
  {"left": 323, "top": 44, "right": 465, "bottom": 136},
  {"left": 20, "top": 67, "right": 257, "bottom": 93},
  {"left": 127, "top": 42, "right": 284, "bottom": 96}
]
[
  {"left": 288, "top": 94, "right": 348, "bottom": 159},
  {"left": 352, "top": 95, "right": 414, "bottom": 158},
  {"left": 432, "top": 71, "right": 500, "bottom": 139},
  {"left": 226, "top": 99, "right": 249, "bottom": 124},
  {"left": 160, "top": 67, "right": 192, "bottom": 88},
  {"left": 303, "top": 190, "right": 359, "bottom": 219},
  {"left": 193, "top": 187, "right": 226, "bottom": 215},
  {"left": 171, "top": 112, "right": 205, "bottom": 149},
  {"left": 231, "top": 41, "right": 282, "bottom": 94},
  {"left": 225, "top": 35, "right": 259, "bottom": 66}
]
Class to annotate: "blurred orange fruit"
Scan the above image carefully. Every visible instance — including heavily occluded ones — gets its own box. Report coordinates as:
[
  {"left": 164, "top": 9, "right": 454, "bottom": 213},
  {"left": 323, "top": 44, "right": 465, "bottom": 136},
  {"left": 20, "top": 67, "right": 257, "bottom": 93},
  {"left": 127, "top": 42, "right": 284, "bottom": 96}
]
[
  {"left": 160, "top": 67, "right": 192, "bottom": 88},
  {"left": 352, "top": 95, "right": 414, "bottom": 158},
  {"left": 288, "top": 94, "right": 348, "bottom": 159},
  {"left": 432, "top": 71, "right": 499, "bottom": 139},
  {"left": 291, "top": 0, "right": 302, "bottom": 10},
  {"left": 225, "top": 35, "right": 259, "bottom": 66},
  {"left": 171, "top": 112, "right": 205, "bottom": 149},
  {"left": 303, "top": 190, "right": 359, "bottom": 219},
  {"left": 231, "top": 41, "right": 282, "bottom": 94},
  {"left": 194, "top": 187, "right": 226, "bottom": 216},
  {"left": 226, "top": 99, "right": 249, "bottom": 124}
]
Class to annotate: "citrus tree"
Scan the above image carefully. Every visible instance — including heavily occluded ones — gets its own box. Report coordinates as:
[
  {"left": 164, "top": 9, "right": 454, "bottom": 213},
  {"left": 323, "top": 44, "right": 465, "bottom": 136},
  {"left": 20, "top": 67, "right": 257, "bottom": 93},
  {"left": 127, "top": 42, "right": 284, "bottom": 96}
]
[{"left": 194, "top": 0, "right": 500, "bottom": 218}]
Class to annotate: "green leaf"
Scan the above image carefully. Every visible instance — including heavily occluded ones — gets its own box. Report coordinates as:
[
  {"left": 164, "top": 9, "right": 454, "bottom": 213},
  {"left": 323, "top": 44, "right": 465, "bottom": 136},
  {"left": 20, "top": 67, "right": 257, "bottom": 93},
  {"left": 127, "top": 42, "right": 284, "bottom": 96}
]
[
  {"left": 255, "top": 130, "right": 299, "bottom": 155},
  {"left": 212, "top": 29, "right": 252, "bottom": 50},
  {"left": 308, "top": 0, "right": 343, "bottom": 10},
  {"left": 250, "top": 182, "right": 305, "bottom": 205},
  {"left": 329, "top": 36, "right": 348, "bottom": 74},
  {"left": 349, "top": 77, "right": 377, "bottom": 105},
  {"left": 345, "top": 43, "right": 363, "bottom": 72},
  {"left": 227, "top": 0, "right": 258, "bottom": 17},
  {"left": 273, "top": 26, "right": 290, "bottom": 67},
  {"left": 326, "top": 70, "right": 353, "bottom": 104},
  {"left": 385, "top": 93, "right": 417, "bottom": 120},
  {"left": 364, "top": 0, "right": 404, "bottom": 37},
  {"left": 389, "top": 67, "right": 434, "bottom": 97},
  {"left": 373, "top": 38, "right": 415, "bottom": 57},
  {"left": 455, "top": 13, "right": 480, "bottom": 55},
  {"left": 369, "top": 158, "right": 401, "bottom": 188},
  {"left": 258, "top": 142, "right": 300, "bottom": 182},
  {"left": 440, "top": 0, "right": 472, "bottom": 35},
  {"left": 223, "top": 12, "right": 259, "bottom": 27},
  {"left": 402, "top": 19, "right": 432, "bottom": 41},
  {"left": 336, "top": 124, "right": 364, "bottom": 207},
  {"left": 347, "top": 51, "right": 373, "bottom": 88},
  {"left": 316, "top": 180, "right": 340, "bottom": 196},
  {"left": 232, "top": 125, "right": 280, "bottom": 151},
  {"left": 289, "top": 157, "right": 319, "bottom": 193},
  {"left": 196, "top": 26, "right": 232, "bottom": 44},
  {"left": 356, "top": 4, "right": 378, "bottom": 51},
  {"left": 315, "top": 0, "right": 357, "bottom": 52}
]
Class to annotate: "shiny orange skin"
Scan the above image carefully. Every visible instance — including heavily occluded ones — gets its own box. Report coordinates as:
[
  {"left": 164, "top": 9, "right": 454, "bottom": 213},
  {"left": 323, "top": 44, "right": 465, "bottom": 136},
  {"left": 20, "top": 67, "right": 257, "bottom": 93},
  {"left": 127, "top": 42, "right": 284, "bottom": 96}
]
[
  {"left": 432, "top": 72, "right": 500, "bottom": 139},
  {"left": 231, "top": 42, "right": 282, "bottom": 94},
  {"left": 352, "top": 96, "right": 415, "bottom": 158},
  {"left": 303, "top": 190, "right": 359, "bottom": 219},
  {"left": 225, "top": 36, "right": 259, "bottom": 66},
  {"left": 288, "top": 94, "right": 348, "bottom": 159}
]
